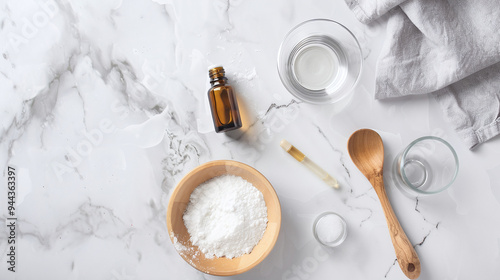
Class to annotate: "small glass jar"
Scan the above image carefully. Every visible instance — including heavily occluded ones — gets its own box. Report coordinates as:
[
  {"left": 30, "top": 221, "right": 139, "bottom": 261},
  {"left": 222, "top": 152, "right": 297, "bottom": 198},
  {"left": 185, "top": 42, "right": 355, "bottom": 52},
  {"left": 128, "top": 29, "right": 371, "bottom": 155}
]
[
  {"left": 392, "top": 136, "right": 459, "bottom": 197},
  {"left": 313, "top": 212, "right": 347, "bottom": 247}
]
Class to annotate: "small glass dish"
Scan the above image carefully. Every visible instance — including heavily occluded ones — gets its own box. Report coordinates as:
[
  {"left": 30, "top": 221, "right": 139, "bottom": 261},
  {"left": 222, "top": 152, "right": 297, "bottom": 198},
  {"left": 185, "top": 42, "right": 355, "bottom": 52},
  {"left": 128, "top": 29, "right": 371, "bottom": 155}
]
[
  {"left": 277, "top": 19, "right": 363, "bottom": 104},
  {"left": 392, "top": 136, "right": 459, "bottom": 197},
  {"left": 313, "top": 212, "right": 347, "bottom": 247}
]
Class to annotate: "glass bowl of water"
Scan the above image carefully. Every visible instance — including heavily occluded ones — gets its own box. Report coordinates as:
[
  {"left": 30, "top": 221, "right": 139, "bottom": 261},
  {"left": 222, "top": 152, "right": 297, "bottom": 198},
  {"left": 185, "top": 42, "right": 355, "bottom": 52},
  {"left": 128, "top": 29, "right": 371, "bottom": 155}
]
[{"left": 277, "top": 19, "right": 363, "bottom": 104}]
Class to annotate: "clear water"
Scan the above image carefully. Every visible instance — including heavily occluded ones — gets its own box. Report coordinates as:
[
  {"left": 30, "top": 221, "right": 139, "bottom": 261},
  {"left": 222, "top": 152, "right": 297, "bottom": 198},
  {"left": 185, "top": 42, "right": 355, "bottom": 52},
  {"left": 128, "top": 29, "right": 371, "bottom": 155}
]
[{"left": 289, "top": 36, "right": 348, "bottom": 93}]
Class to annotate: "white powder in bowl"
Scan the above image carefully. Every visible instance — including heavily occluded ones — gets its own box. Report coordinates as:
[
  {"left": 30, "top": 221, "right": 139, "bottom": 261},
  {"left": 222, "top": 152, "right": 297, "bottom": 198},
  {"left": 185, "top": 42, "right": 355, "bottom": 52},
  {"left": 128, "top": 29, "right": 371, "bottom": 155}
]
[{"left": 183, "top": 174, "right": 268, "bottom": 259}]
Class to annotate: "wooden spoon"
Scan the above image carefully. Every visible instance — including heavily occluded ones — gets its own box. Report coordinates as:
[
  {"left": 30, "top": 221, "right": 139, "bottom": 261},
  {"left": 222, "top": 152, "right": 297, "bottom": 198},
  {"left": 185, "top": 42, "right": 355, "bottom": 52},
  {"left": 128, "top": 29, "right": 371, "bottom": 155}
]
[{"left": 347, "top": 129, "right": 421, "bottom": 279}]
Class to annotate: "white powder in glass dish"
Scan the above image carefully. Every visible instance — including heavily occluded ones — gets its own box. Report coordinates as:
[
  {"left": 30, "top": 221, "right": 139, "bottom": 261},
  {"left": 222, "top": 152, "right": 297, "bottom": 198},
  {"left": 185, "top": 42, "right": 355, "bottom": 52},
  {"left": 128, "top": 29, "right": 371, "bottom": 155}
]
[
  {"left": 183, "top": 174, "right": 268, "bottom": 259},
  {"left": 316, "top": 214, "right": 344, "bottom": 243}
]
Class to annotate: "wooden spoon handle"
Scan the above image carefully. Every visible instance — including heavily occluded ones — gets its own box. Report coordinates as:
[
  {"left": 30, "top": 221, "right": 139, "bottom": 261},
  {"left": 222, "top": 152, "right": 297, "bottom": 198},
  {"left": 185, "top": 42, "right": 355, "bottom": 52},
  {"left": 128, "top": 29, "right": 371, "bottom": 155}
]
[{"left": 370, "top": 174, "right": 421, "bottom": 279}]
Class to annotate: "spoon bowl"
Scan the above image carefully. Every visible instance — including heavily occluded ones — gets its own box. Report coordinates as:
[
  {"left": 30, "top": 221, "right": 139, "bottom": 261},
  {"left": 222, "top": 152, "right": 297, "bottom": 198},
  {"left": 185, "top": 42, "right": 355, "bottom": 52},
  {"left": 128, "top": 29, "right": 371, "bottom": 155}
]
[
  {"left": 347, "top": 129, "right": 421, "bottom": 279},
  {"left": 347, "top": 129, "right": 385, "bottom": 179}
]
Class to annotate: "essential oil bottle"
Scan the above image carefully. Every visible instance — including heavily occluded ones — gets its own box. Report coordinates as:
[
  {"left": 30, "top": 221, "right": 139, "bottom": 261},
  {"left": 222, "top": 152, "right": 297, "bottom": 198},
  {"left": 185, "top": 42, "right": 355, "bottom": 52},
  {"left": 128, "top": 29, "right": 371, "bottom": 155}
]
[{"left": 207, "top": 66, "right": 242, "bottom": 133}]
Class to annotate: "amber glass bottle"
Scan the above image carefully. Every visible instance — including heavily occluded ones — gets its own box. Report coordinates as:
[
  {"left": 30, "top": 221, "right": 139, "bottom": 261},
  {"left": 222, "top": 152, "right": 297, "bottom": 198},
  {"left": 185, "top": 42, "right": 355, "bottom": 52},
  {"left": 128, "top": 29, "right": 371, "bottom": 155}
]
[{"left": 207, "top": 66, "right": 242, "bottom": 133}]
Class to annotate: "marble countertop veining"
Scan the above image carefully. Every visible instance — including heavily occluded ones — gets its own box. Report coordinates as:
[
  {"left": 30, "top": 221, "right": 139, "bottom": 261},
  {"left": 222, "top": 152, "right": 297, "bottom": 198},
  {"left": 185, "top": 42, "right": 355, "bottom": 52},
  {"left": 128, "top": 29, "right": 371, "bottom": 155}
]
[{"left": 1, "top": 0, "right": 500, "bottom": 279}]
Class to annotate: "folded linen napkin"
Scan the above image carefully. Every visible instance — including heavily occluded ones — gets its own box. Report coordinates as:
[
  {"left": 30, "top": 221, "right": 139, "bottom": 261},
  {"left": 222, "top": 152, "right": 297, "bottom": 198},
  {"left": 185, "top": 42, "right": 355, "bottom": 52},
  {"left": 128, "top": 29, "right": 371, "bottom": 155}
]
[{"left": 346, "top": 0, "right": 500, "bottom": 149}]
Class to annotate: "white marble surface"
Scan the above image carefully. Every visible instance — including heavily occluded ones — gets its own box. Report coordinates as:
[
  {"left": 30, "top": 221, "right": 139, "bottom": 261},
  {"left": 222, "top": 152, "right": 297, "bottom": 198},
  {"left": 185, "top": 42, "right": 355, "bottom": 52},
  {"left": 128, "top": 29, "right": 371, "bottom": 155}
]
[{"left": 1, "top": 0, "right": 500, "bottom": 279}]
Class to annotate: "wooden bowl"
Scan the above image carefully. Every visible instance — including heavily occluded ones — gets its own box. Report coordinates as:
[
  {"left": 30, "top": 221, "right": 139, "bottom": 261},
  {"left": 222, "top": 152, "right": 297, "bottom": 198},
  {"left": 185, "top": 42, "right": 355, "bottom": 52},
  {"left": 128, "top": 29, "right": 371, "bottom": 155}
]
[{"left": 166, "top": 160, "right": 281, "bottom": 276}]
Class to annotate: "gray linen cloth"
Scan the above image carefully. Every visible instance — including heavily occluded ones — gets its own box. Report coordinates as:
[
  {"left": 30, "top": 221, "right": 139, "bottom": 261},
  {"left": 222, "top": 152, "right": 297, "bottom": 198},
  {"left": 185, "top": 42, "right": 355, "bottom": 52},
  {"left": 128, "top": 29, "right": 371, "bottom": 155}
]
[{"left": 346, "top": 0, "right": 500, "bottom": 149}]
